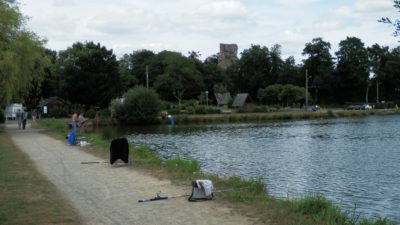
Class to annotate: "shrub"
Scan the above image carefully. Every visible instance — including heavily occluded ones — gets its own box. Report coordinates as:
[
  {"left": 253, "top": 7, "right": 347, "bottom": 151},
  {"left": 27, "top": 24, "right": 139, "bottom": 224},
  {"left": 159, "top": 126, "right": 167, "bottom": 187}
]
[
  {"left": 97, "top": 108, "right": 111, "bottom": 119},
  {"left": 85, "top": 108, "right": 96, "bottom": 119},
  {"left": 50, "top": 106, "right": 69, "bottom": 118},
  {"left": 111, "top": 86, "right": 162, "bottom": 125}
]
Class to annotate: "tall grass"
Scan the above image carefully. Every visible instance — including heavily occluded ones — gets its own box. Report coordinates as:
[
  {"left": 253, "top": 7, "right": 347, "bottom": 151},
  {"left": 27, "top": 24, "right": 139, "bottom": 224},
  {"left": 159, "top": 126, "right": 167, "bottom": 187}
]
[{"left": 172, "top": 109, "right": 400, "bottom": 124}]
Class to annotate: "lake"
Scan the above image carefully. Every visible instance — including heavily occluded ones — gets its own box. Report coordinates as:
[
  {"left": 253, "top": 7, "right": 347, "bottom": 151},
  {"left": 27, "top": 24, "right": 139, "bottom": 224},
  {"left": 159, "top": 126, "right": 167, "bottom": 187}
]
[{"left": 98, "top": 115, "right": 400, "bottom": 223}]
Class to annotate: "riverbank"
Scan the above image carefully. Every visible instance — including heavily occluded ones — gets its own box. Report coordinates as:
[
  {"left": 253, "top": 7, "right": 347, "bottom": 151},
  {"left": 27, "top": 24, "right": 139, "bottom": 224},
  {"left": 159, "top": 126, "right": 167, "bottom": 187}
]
[
  {"left": 8, "top": 121, "right": 255, "bottom": 225},
  {"left": 172, "top": 109, "right": 400, "bottom": 124},
  {"left": 35, "top": 119, "right": 396, "bottom": 225},
  {"left": 0, "top": 124, "right": 80, "bottom": 225}
]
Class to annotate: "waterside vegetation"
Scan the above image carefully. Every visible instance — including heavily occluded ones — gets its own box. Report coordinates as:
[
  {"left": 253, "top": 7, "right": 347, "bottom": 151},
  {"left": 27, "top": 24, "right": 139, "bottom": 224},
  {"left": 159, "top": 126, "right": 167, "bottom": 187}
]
[{"left": 36, "top": 119, "right": 395, "bottom": 225}]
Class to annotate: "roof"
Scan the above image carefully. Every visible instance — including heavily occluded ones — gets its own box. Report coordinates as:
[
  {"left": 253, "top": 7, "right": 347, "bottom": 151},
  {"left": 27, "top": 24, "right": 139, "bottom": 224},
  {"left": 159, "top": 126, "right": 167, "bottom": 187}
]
[{"left": 38, "top": 96, "right": 68, "bottom": 108}]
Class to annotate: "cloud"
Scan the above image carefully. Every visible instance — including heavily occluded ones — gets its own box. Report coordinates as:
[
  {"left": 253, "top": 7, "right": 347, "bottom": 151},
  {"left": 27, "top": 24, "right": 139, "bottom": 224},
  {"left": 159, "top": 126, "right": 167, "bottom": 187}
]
[
  {"left": 272, "top": 0, "right": 319, "bottom": 7},
  {"left": 198, "top": 1, "right": 248, "bottom": 17},
  {"left": 333, "top": 0, "right": 395, "bottom": 18},
  {"left": 52, "top": 0, "right": 75, "bottom": 7}
]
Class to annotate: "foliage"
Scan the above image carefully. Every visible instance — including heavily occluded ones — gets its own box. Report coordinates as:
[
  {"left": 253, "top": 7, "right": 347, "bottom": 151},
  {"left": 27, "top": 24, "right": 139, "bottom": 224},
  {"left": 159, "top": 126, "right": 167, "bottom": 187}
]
[
  {"left": 153, "top": 51, "right": 205, "bottom": 104},
  {"left": 258, "top": 84, "right": 283, "bottom": 104},
  {"left": 335, "top": 37, "right": 370, "bottom": 103},
  {"left": 258, "top": 84, "right": 307, "bottom": 106},
  {"left": 118, "top": 49, "right": 155, "bottom": 92},
  {"left": 111, "top": 86, "right": 161, "bottom": 125},
  {"left": 302, "top": 37, "right": 335, "bottom": 103},
  {"left": 85, "top": 108, "right": 96, "bottom": 119},
  {"left": 0, "top": 0, "right": 49, "bottom": 107},
  {"left": 48, "top": 106, "right": 69, "bottom": 118},
  {"left": 97, "top": 108, "right": 111, "bottom": 119},
  {"left": 230, "top": 45, "right": 273, "bottom": 99},
  {"left": 56, "top": 41, "right": 121, "bottom": 108},
  {"left": 379, "top": 1, "right": 400, "bottom": 37}
]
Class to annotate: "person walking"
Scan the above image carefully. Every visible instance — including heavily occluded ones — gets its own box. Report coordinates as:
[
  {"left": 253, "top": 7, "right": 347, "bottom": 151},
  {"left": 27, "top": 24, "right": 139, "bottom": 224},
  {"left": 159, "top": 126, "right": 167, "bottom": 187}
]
[
  {"left": 16, "top": 109, "right": 22, "bottom": 129},
  {"left": 31, "top": 109, "right": 37, "bottom": 123},
  {"left": 22, "top": 109, "right": 28, "bottom": 130}
]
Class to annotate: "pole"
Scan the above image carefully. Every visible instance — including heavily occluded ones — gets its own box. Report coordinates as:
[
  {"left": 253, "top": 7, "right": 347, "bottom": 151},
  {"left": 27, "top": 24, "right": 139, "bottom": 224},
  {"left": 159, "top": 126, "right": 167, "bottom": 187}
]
[
  {"left": 146, "top": 65, "right": 149, "bottom": 89},
  {"left": 376, "top": 81, "right": 379, "bottom": 103},
  {"left": 305, "top": 69, "right": 308, "bottom": 111},
  {"left": 205, "top": 91, "right": 208, "bottom": 106}
]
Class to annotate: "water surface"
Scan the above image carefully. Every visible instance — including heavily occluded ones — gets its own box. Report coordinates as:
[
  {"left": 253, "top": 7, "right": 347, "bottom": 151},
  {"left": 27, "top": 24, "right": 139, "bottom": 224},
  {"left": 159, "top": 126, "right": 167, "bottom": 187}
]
[{"left": 99, "top": 115, "right": 400, "bottom": 222}]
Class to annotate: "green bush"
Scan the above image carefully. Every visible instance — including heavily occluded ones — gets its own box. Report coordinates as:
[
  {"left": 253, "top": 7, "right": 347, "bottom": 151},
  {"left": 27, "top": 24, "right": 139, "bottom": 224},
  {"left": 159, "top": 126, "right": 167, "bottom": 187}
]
[
  {"left": 85, "top": 108, "right": 96, "bottom": 119},
  {"left": 0, "top": 109, "right": 5, "bottom": 123},
  {"left": 111, "top": 86, "right": 162, "bottom": 125},
  {"left": 49, "top": 106, "right": 69, "bottom": 118},
  {"left": 97, "top": 108, "right": 111, "bottom": 118}
]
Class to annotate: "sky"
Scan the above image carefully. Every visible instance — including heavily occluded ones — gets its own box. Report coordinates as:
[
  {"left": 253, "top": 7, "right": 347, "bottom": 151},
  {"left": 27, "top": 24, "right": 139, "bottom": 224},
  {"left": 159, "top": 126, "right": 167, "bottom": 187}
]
[{"left": 18, "top": 0, "right": 399, "bottom": 63}]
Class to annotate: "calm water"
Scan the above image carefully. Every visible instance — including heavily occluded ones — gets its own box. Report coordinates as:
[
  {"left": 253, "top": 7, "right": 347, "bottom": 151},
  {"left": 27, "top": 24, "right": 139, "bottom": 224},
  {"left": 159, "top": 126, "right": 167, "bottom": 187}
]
[{"left": 99, "top": 115, "right": 400, "bottom": 222}]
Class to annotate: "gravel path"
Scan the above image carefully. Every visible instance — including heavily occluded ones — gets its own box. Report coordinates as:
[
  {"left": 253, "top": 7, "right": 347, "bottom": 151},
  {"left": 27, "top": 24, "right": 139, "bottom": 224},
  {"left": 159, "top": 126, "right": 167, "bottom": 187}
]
[{"left": 6, "top": 122, "right": 257, "bottom": 225}]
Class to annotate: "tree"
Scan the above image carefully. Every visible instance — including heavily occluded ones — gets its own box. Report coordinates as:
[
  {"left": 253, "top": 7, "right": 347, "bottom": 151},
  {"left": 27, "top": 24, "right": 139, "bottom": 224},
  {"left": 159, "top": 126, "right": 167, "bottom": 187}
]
[
  {"left": 279, "top": 84, "right": 306, "bottom": 106},
  {"left": 335, "top": 37, "right": 370, "bottom": 103},
  {"left": 379, "top": 0, "right": 400, "bottom": 38},
  {"left": 204, "top": 54, "right": 218, "bottom": 64},
  {"left": 111, "top": 86, "right": 161, "bottom": 125},
  {"left": 153, "top": 51, "right": 205, "bottom": 105},
  {"left": 229, "top": 45, "right": 273, "bottom": 99},
  {"left": 302, "top": 38, "right": 334, "bottom": 103},
  {"left": 0, "top": 0, "right": 48, "bottom": 107},
  {"left": 258, "top": 84, "right": 283, "bottom": 105},
  {"left": 367, "top": 44, "right": 390, "bottom": 102},
  {"left": 56, "top": 41, "right": 121, "bottom": 108},
  {"left": 277, "top": 56, "right": 302, "bottom": 86},
  {"left": 257, "top": 84, "right": 307, "bottom": 106},
  {"left": 370, "top": 45, "right": 400, "bottom": 102},
  {"left": 188, "top": 50, "right": 201, "bottom": 59}
]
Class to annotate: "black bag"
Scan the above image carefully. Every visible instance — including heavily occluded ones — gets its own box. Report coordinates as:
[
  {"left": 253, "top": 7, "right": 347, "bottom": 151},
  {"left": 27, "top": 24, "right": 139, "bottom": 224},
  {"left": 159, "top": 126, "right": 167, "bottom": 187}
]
[{"left": 110, "top": 138, "right": 129, "bottom": 164}]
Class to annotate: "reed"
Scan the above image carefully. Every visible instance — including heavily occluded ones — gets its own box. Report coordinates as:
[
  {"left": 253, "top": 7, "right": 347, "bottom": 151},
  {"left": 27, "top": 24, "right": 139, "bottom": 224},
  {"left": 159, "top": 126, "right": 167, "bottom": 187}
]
[{"left": 173, "top": 109, "right": 400, "bottom": 124}]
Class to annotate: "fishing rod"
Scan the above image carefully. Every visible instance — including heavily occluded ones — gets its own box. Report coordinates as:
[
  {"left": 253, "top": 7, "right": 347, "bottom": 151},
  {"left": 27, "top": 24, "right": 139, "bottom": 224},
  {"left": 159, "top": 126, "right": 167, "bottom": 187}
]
[
  {"left": 80, "top": 161, "right": 108, "bottom": 164},
  {"left": 137, "top": 186, "right": 250, "bottom": 203},
  {"left": 138, "top": 193, "right": 190, "bottom": 203}
]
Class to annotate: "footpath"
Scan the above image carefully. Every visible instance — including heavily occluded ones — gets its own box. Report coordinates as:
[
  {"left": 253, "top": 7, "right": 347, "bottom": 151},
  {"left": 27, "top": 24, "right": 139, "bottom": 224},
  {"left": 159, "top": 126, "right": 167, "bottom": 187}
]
[{"left": 5, "top": 122, "right": 257, "bottom": 225}]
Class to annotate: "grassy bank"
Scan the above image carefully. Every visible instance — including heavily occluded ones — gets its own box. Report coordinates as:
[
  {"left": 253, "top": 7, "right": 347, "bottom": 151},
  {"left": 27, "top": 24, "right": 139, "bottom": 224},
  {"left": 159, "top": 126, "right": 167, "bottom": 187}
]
[
  {"left": 0, "top": 125, "right": 80, "bottom": 225},
  {"left": 37, "top": 119, "right": 395, "bottom": 225},
  {"left": 173, "top": 109, "right": 400, "bottom": 124}
]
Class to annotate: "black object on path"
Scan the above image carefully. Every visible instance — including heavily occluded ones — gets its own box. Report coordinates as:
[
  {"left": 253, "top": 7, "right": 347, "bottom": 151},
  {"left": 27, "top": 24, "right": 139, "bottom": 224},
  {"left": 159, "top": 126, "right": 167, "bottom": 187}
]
[
  {"left": 110, "top": 138, "right": 129, "bottom": 165},
  {"left": 138, "top": 193, "right": 190, "bottom": 203}
]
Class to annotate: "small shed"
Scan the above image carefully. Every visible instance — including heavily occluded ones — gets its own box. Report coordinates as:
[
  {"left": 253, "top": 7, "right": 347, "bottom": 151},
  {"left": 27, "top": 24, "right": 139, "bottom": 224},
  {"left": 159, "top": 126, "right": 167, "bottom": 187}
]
[
  {"left": 38, "top": 96, "right": 68, "bottom": 115},
  {"left": 232, "top": 93, "right": 249, "bottom": 107},
  {"left": 214, "top": 92, "right": 231, "bottom": 106}
]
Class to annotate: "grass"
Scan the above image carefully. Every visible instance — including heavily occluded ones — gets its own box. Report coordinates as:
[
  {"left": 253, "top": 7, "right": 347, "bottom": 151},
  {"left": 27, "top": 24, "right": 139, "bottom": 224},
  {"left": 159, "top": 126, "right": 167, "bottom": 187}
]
[
  {"left": 173, "top": 109, "right": 400, "bottom": 124},
  {"left": 36, "top": 119, "right": 396, "bottom": 225},
  {"left": 0, "top": 125, "right": 80, "bottom": 225}
]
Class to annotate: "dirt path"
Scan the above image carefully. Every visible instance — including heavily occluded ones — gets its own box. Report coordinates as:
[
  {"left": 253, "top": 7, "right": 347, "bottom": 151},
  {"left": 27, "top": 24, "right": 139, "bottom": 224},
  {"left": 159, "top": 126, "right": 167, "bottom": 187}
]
[{"left": 6, "top": 122, "right": 257, "bottom": 225}]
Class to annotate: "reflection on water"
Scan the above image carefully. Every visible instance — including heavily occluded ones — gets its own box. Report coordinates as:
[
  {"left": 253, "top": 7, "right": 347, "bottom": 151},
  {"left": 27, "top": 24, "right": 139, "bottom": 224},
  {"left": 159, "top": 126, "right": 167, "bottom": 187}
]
[{"left": 95, "top": 115, "right": 400, "bottom": 223}]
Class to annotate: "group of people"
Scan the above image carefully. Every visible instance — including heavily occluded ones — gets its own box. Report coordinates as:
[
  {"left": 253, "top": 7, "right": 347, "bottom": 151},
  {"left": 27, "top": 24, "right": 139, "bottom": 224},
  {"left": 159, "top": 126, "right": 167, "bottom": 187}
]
[
  {"left": 67, "top": 112, "right": 88, "bottom": 145},
  {"left": 16, "top": 109, "right": 36, "bottom": 129},
  {"left": 70, "top": 112, "right": 88, "bottom": 133}
]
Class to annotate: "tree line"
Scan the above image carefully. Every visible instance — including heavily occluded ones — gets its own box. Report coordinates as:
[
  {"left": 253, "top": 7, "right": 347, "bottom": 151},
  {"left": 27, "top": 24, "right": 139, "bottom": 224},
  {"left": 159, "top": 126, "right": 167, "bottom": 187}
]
[{"left": 1, "top": 0, "right": 400, "bottom": 110}]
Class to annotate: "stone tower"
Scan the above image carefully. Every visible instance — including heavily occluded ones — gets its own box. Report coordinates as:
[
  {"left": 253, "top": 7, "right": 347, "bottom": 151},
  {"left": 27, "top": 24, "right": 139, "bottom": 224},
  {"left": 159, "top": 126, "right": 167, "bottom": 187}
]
[{"left": 217, "top": 43, "right": 238, "bottom": 70}]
